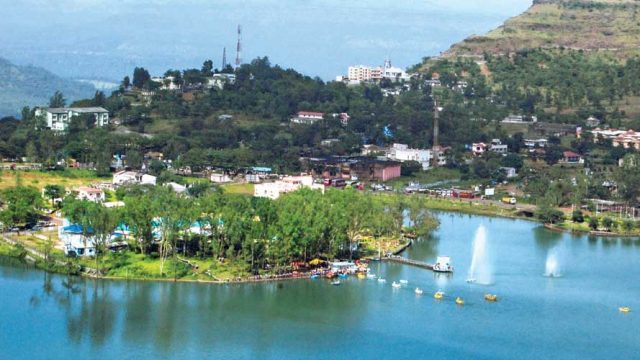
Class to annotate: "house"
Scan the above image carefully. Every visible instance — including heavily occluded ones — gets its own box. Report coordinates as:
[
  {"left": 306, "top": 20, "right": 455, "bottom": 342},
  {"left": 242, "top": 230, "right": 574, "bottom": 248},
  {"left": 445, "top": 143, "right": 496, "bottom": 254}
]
[
  {"left": 524, "top": 138, "right": 548, "bottom": 148},
  {"left": 151, "top": 76, "right": 181, "bottom": 90},
  {"left": 254, "top": 175, "right": 324, "bottom": 200},
  {"left": 59, "top": 222, "right": 96, "bottom": 257},
  {"left": 206, "top": 73, "right": 236, "bottom": 90},
  {"left": 585, "top": 116, "right": 601, "bottom": 128},
  {"left": 562, "top": 151, "right": 584, "bottom": 164},
  {"left": 472, "top": 143, "right": 487, "bottom": 156},
  {"left": 489, "top": 139, "right": 508, "bottom": 154},
  {"left": 533, "top": 122, "right": 577, "bottom": 137},
  {"left": 211, "top": 173, "right": 232, "bottom": 183},
  {"left": 76, "top": 186, "right": 105, "bottom": 202},
  {"left": 291, "top": 111, "right": 324, "bottom": 125},
  {"left": 387, "top": 143, "right": 433, "bottom": 170},
  {"left": 350, "top": 160, "right": 401, "bottom": 182},
  {"left": 501, "top": 115, "right": 537, "bottom": 124},
  {"left": 612, "top": 130, "right": 640, "bottom": 150},
  {"left": 321, "top": 139, "right": 340, "bottom": 147},
  {"left": 332, "top": 112, "right": 350, "bottom": 126},
  {"left": 112, "top": 171, "right": 157, "bottom": 186},
  {"left": 166, "top": 182, "right": 187, "bottom": 193},
  {"left": 500, "top": 167, "right": 518, "bottom": 178},
  {"left": 361, "top": 144, "right": 387, "bottom": 156},
  {"left": 35, "top": 107, "right": 109, "bottom": 132}
]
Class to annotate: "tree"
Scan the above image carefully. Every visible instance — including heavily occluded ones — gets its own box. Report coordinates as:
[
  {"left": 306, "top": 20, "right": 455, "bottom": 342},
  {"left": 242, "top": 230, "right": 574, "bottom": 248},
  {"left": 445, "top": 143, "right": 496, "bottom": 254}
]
[
  {"left": 615, "top": 154, "right": 640, "bottom": 206},
  {"left": 43, "top": 185, "right": 65, "bottom": 207},
  {"left": 201, "top": 60, "right": 214, "bottom": 76},
  {"left": 501, "top": 153, "right": 523, "bottom": 171},
  {"left": 122, "top": 76, "right": 131, "bottom": 89},
  {"left": 536, "top": 203, "right": 563, "bottom": 224},
  {"left": 588, "top": 217, "right": 599, "bottom": 231},
  {"left": 602, "top": 217, "right": 614, "bottom": 231},
  {"left": 401, "top": 160, "right": 423, "bottom": 177},
  {"left": 571, "top": 209, "right": 584, "bottom": 223},
  {"left": 132, "top": 67, "right": 151, "bottom": 89},
  {"left": 0, "top": 186, "right": 43, "bottom": 227},
  {"left": 544, "top": 146, "right": 563, "bottom": 166},
  {"left": 49, "top": 91, "right": 66, "bottom": 108}
]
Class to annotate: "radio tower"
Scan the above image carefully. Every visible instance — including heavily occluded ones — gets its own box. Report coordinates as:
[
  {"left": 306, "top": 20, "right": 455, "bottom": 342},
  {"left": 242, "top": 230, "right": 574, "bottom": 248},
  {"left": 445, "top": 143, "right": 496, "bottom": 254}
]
[
  {"left": 222, "top": 47, "right": 227, "bottom": 69},
  {"left": 235, "top": 25, "right": 242, "bottom": 67}
]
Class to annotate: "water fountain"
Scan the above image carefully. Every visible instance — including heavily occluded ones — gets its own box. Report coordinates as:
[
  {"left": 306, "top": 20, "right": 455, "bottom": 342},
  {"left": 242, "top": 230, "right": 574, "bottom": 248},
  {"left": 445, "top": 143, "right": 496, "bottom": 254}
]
[
  {"left": 467, "top": 225, "right": 493, "bottom": 285},
  {"left": 545, "top": 249, "right": 561, "bottom": 277}
]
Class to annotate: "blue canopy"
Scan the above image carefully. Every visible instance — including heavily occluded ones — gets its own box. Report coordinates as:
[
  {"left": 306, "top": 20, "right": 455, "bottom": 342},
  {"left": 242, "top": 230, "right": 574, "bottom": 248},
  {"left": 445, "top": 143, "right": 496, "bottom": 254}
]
[{"left": 63, "top": 224, "right": 94, "bottom": 234}]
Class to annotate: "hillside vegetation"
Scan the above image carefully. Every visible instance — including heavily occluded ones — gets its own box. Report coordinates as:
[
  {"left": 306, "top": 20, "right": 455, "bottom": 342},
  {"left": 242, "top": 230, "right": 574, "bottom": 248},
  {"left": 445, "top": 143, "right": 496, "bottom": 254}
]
[
  {"left": 445, "top": 0, "right": 640, "bottom": 57},
  {"left": 0, "top": 57, "right": 94, "bottom": 117}
]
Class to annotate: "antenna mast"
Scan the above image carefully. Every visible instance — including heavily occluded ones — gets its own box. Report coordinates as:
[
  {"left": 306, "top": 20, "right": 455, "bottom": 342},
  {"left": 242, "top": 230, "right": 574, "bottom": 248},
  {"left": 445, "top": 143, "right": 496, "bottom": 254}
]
[{"left": 235, "top": 25, "right": 242, "bottom": 67}]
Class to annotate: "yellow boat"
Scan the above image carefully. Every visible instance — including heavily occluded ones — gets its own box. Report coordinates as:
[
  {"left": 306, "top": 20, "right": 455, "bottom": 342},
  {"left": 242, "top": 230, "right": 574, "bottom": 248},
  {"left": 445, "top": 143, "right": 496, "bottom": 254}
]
[
  {"left": 434, "top": 291, "right": 444, "bottom": 300},
  {"left": 484, "top": 294, "right": 498, "bottom": 302},
  {"left": 455, "top": 297, "right": 465, "bottom": 305},
  {"left": 619, "top": 306, "right": 631, "bottom": 313}
]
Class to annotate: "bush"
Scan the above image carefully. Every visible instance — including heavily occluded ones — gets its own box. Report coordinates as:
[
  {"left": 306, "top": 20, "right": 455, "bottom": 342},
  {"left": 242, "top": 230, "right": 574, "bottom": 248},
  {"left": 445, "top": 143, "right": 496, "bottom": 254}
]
[
  {"left": 571, "top": 209, "right": 584, "bottom": 223},
  {"left": 588, "top": 217, "right": 599, "bottom": 230}
]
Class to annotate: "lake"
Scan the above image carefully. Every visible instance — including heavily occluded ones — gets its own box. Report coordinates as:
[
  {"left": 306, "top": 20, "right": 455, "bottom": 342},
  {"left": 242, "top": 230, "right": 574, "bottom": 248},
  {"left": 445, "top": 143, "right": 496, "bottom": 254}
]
[{"left": 1, "top": 212, "right": 639, "bottom": 359}]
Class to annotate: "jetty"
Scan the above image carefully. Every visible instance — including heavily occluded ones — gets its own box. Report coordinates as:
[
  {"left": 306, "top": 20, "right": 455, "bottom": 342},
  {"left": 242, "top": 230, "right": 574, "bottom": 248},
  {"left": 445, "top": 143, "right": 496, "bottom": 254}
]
[{"left": 383, "top": 255, "right": 434, "bottom": 270}]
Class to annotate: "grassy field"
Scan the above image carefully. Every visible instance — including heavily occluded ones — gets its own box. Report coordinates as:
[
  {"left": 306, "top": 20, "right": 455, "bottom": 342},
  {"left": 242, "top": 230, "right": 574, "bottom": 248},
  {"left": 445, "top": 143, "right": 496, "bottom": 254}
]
[
  {"left": 0, "top": 170, "right": 103, "bottom": 191},
  {"left": 221, "top": 182, "right": 254, "bottom": 195}
]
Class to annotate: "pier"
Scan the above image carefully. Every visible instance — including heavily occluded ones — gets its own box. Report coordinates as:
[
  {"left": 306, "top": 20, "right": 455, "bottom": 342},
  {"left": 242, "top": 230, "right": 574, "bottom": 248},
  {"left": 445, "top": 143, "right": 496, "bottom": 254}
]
[{"left": 383, "top": 256, "right": 434, "bottom": 270}]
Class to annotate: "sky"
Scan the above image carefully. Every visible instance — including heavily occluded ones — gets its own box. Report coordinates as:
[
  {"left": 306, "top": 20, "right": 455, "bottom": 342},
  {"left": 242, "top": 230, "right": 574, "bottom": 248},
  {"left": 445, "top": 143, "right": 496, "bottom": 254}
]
[{"left": 0, "top": 0, "right": 532, "bottom": 82}]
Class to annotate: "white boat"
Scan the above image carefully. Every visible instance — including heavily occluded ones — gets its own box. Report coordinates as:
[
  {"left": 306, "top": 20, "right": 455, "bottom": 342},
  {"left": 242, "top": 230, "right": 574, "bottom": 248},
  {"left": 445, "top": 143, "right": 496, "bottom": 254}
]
[
  {"left": 399, "top": 279, "right": 408, "bottom": 285},
  {"left": 415, "top": 288, "right": 423, "bottom": 295},
  {"left": 466, "top": 278, "right": 476, "bottom": 283},
  {"left": 433, "top": 256, "right": 454, "bottom": 273},
  {"left": 377, "top": 278, "right": 386, "bottom": 283},
  {"left": 331, "top": 280, "right": 341, "bottom": 286},
  {"left": 392, "top": 281, "right": 402, "bottom": 288},
  {"left": 366, "top": 273, "right": 377, "bottom": 279}
]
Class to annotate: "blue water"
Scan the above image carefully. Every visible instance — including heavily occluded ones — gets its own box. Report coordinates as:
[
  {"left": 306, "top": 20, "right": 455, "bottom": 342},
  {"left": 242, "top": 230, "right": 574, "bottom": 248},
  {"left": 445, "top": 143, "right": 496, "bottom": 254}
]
[{"left": 1, "top": 212, "right": 639, "bottom": 359}]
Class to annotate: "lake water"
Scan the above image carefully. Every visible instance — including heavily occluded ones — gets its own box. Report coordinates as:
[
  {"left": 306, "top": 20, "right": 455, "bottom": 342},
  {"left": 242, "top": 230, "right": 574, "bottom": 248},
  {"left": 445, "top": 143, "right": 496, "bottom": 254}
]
[{"left": 1, "top": 212, "right": 639, "bottom": 359}]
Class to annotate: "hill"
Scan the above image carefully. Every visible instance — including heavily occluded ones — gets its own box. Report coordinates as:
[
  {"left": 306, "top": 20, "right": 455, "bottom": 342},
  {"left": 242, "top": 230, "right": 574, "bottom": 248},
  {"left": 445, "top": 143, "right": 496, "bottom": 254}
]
[
  {"left": 0, "top": 57, "right": 94, "bottom": 118},
  {"left": 444, "top": 0, "right": 640, "bottom": 57}
]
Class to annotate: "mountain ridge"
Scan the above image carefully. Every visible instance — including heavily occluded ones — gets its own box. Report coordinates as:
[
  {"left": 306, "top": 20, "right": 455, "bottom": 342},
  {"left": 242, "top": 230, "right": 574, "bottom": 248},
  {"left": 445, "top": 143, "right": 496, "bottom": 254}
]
[
  {"left": 444, "top": 0, "right": 640, "bottom": 57},
  {"left": 0, "top": 57, "right": 94, "bottom": 118}
]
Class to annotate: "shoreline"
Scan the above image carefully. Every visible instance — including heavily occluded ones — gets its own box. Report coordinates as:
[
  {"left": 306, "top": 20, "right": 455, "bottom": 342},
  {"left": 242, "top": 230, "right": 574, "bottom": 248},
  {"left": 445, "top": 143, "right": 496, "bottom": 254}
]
[{"left": 413, "top": 195, "right": 640, "bottom": 238}]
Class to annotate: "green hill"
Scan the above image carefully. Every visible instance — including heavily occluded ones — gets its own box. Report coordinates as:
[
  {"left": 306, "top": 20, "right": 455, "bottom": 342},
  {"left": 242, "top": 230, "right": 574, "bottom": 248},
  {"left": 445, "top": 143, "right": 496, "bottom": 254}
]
[
  {"left": 0, "top": 57, "right": 94, "bottom": 118},
  {"left": 445, "top": 0, "right": 640, "bottom": 57}
]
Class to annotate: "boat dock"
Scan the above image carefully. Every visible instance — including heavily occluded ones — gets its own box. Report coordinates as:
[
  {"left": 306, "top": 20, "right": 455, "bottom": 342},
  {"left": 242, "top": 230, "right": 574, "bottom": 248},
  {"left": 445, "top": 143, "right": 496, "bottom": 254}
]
[{"left": 383, "top": 256, "right": 434, "bottom": 270}]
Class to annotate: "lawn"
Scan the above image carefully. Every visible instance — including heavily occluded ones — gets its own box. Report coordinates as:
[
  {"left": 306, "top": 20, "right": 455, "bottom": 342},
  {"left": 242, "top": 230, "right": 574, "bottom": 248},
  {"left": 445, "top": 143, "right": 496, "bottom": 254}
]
[
  {"left": 221, "top": 182, "right": 254, "bottom": 195},
  {"left": 0, "top": 170, "right": 103, "bottom": 191}
]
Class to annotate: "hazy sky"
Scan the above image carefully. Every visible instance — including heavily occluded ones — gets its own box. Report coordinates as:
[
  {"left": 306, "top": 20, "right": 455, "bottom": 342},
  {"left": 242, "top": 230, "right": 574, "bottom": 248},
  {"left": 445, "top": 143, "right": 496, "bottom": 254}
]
[{"left": 0, "top": 0, "right": 532, "bottom": 81}]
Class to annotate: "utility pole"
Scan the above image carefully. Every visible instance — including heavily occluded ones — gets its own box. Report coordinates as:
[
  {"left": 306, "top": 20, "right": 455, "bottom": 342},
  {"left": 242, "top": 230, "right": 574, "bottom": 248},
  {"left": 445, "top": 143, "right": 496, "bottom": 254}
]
[{"left": 431, "top": 97, "right": 441, "bottom": 168}]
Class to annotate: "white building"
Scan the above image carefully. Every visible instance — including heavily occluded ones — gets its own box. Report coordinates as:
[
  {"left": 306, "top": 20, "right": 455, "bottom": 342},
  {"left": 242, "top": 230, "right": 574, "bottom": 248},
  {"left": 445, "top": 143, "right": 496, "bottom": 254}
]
[
  {"left": 210, "top": 173, "right": 232, "bottom": 183},
  {"left": 500, "top": 167, "right": 518, "bottom": 178},
  {"left": 254, "top": 175, "right": 324, "bottom": 200},
  {"left": 489, "top": 139, "right": 508, "bottom": 154},
  {"left": 501, "top": 115, "right": 537, "bottom": 124},
  {"left": 35, "top": 107, "right": 109, "bottom": 132},
  {"left": 524, "top": 139, "right": 548, "bottom": 148},
  {"left": 348, "top": 65, "right": 382, "bottom": 82},
  {"left": 291, "top": 111, "right": 324, "bottom": 125},
  {"left": 112, "top": 171, "right": 157, "bottom": 186},
  {"left": 387, "top": 143, "right": 433, "bottom": 170},
  {"left": 59, "top": 221, "right": 97, "bottom": 257},
  {"left": 151, "top": 76, "right": 181, "bottom": 90},
  {"left": 206, "top": 73, "right": 237, "bottom": 90},
  {"left": 76, "top": 186, "right": 105, "bottom": 202}
]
